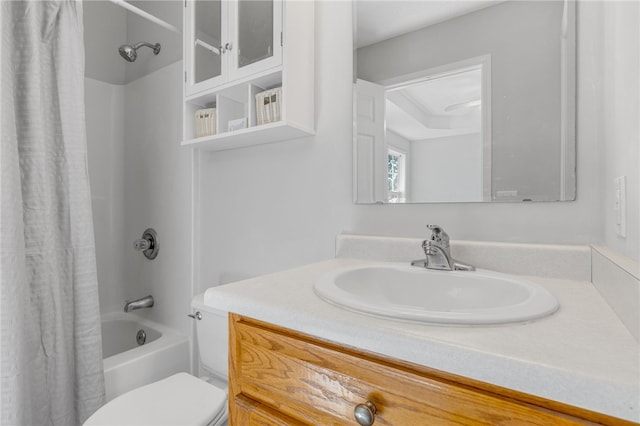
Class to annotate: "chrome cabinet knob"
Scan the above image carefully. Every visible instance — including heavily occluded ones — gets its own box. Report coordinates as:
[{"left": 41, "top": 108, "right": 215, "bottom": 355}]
[{"left": 354, "top": 401, "right": 377, "bottom": 426}]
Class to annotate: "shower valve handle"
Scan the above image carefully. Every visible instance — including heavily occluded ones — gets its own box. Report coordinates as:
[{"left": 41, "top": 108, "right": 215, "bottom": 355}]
[
  {"left": 134, "top": 228, "right": 159, "bottom": 259},
  {"left": 134, "top": 238, "right": 151, "bottom": 251}
]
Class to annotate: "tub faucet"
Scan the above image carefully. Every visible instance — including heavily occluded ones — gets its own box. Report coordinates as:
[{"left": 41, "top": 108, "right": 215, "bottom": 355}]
[
  {"left": 124, "top": 295, "right": 154, "bottom": 312},
  {"left": 411, "top": 225, "right": 475, "bottom": 271}
]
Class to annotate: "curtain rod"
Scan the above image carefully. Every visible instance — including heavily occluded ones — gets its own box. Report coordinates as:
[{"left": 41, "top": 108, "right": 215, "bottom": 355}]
[{"left": 108, "top": 0, "right": 181, "bottom": 35}]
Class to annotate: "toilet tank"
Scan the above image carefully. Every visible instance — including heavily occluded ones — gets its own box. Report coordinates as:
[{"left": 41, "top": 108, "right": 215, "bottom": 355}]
[{"left": 191, "top": 294, "right": 228, "bottom": 380}]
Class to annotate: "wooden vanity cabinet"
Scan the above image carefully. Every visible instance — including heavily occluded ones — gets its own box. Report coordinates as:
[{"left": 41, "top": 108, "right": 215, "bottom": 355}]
[{"left": 229, "top": 314, "right": 633, "bottom": 425}]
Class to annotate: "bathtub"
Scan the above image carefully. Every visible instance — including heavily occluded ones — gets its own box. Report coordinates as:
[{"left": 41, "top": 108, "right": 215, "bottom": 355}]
[{"left": 101, "top": 312, "right": 190, "bottom": 401}]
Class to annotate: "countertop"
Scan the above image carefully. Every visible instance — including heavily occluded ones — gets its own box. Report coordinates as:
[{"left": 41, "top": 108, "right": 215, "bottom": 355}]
[{"left": 203, "top": 258, "right": 640, "bottom": 422}]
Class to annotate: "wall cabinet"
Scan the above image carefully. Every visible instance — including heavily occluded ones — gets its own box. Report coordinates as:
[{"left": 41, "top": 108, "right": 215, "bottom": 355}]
[
  {"left": 182, "top": 0, "right": 314, "bottom": 151},
  {"left": 229, "top": 314, "right": 633, "bottom": 425}
]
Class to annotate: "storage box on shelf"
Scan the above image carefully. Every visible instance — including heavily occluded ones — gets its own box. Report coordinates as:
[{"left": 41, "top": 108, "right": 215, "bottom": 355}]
[
  {"left": 182, "top": 0, "right": 314, "bottom": 152},
  {"left": 255, "top": 87, "right": 282, "bottom": 126},
  {"left": 195, "top": 108, "right": 217, "bottom": 137}
]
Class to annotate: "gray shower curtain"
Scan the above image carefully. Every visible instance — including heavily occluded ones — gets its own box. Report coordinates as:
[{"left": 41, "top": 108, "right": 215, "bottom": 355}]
[{"left": 1, "top": 1, "right": 106, "bottom": 424}]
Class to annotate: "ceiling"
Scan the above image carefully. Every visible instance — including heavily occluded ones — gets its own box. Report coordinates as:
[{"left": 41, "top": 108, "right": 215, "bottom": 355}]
[
  {"left": 385, "top": 67, "right": 482, "bottom": 141},
  {"left": 356, "top": 0, "right": 501, "bottom": 48}
]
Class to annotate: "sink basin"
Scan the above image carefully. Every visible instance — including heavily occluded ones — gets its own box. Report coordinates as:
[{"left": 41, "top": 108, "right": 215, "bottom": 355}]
[{"left": 313, "top": 263, "right": 559, "bottom": 325}]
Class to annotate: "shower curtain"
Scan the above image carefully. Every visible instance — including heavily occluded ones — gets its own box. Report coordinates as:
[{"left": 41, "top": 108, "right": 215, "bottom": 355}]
[{"left": 1, "top": 1, "right": 106, "bottom": 424}]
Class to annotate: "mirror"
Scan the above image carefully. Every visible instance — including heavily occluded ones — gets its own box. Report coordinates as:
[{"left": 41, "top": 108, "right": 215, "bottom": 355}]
[{"left": 354, "top": 0, "right": 576, "bottom": 203}]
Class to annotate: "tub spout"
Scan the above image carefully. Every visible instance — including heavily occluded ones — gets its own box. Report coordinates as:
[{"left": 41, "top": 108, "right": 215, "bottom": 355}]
[{"left": 124, "top": 295, "right": 154, "bottom": 312}]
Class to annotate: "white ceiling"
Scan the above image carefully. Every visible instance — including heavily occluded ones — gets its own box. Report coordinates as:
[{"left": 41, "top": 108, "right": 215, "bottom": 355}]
[
  {"left": 356, "top": 0, "right": 501, "bottom": 48},
  {"left": 385, "top": 67, "right": 482, "bottom": 141}
]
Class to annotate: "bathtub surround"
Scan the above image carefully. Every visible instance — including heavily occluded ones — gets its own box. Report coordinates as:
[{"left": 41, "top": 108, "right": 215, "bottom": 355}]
[
  {"left": 85, "top": 63, "right": 191, "bottom": 336},
  {"left": 1, "top": 1, "right": 105, "bottom": 424},
  {"left": 85, "top": 78, "right": 126, "bottom": 315},
  {"left": 84, "top": 0, "right": 191, "bottom": 342}
]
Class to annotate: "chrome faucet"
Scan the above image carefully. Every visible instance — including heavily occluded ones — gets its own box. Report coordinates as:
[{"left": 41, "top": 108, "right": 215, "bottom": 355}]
[
  {"left": 124, "top": 295, "right": 154, "bottom": 312},
  {"left": 411, "top": 225, "right": 475, "bottom": 271}
]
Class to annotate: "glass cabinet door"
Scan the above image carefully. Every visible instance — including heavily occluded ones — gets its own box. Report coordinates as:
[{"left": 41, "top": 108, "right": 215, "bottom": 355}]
[
  {"left": 186, "top": 0, "right": 282, "bottom": 96},
  {"left": 230, "top": 0, "right": 282, "bottom": 79},
  {"left": 188, "top": 0, "right": 226, "bottom": 94}
]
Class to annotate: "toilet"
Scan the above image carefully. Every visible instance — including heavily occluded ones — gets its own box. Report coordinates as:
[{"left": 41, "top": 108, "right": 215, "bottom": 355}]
[{"left": 84, "top": 295, "right": 229, "bottom": 426}]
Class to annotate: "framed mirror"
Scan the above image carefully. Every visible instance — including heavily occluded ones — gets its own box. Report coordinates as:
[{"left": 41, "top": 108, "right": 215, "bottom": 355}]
[{"left": 353, "top": 0, "right": 576, "bottom": 203}]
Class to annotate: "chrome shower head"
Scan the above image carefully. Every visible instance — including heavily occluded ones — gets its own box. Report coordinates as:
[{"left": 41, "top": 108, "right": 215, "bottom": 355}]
[{"left": 118, "top": 42, "right": 161, "bottom": 62}]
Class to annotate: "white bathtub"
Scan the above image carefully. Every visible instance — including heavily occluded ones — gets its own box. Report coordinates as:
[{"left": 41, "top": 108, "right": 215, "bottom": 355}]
[{"left": 101, "top": 312, "right": 190, "bottom": 401}]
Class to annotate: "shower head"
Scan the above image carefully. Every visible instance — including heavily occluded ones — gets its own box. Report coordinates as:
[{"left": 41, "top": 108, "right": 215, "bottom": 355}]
[{"left": 118, "top": 42, "right": 161, "bottom": 62}]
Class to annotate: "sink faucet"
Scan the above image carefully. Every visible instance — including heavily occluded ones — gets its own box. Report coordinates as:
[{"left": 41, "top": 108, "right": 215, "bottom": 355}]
[
  {"left": 124, "top": 295, "right": 154, "bottom": 312},
  {"left": 411, "top": 225, "right": 475, "bottom": 271}
]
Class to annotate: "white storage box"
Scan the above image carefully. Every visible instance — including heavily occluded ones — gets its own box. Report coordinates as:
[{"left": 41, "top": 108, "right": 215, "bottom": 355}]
[
  {"left": 195, "top": 108, "right": 217, "bottom": 138},
  {"left": 255, "top": 87, "right": 282, "bottom": 125}
]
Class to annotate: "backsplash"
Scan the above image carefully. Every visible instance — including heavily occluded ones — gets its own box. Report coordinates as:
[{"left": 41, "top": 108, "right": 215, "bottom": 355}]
[
  {"left": 591, "top": 246, "right": 640, "bottom": 342},
  {"left": 335, "top": 234, "right": 591, "bottom": 281},
  {"left": 336, "top": 234, "right": 639, "bottom": 342}
]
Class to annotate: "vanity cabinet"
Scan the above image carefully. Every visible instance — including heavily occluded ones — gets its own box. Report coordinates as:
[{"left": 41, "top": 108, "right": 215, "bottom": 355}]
[
  {"left": 229, "top": 314, "right": 632, "bottom": 425},
  {"left": 182, "top": 0, "right": 314, "bottom": 151}
]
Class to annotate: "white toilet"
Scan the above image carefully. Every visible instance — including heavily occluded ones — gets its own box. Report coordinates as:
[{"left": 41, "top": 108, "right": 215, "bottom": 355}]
[{"left": 84, "top": 295, "right": 229, "bottom": 426}]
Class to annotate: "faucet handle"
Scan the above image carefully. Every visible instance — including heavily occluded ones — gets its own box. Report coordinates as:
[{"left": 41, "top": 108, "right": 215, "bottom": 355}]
[{"left": 426, "top": 224, "right": 449, "bottom": 247}]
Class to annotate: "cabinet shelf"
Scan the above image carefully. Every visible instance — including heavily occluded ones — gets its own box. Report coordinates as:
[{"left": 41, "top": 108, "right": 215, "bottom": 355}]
[{"left": 181, "top": 120, "right": 314, "bottom": 152}]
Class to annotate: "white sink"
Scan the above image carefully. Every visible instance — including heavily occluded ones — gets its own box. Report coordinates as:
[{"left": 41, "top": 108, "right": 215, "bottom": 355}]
[{"left": 313, "top": 263, "right": 559, "bottom": 325}]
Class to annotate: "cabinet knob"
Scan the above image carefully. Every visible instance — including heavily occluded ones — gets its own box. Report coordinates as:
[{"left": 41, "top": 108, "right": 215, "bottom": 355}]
[{"left": 354, "top": 401, "right": 377, "bottom": 426}]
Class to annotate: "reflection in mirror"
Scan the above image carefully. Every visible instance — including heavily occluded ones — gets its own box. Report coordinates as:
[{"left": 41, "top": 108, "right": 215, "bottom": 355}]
[{"left": 354, "top": 0, "right": 576, "bottom": 204}]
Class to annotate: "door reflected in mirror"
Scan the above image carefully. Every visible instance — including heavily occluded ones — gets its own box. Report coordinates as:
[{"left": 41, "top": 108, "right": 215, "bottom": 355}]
[{"left": 354, "top": 0, "right": 576, "bottom": 203}]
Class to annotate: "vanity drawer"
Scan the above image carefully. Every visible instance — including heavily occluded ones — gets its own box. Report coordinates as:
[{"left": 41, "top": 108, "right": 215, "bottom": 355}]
[
  {"left": 233, "top": 394, "right": 305, "bottom": 426},
  {"left": 229, "top": 315, "right": 627, "bottom": 426}
]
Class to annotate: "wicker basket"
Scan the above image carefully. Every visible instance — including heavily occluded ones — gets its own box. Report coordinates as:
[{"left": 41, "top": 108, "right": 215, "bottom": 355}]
[
  {"left": 255, "top": 87, "right": 282, "bottom": 126},
  {"left": 195, "top": 108, "right": 217, "bottom": 138}
]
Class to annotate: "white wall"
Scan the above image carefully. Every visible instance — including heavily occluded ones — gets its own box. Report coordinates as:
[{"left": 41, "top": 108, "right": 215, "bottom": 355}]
[
  {"left": 197, "top": 0, "right": 640, "bottom": 292},
  {"left": 410, "top": 134, "right": 482, "bottom": 202},
  {"left": 599, "top": 1, "right": 639, "bottom": 261},
  {"left": 197, "top": 1, "right": 355, "bottom": 288}
]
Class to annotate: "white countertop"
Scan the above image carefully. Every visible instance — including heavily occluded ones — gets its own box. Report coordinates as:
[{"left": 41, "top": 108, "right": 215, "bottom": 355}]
[{"left": 204, "top": 258, "right": 640, "bottom": 422}]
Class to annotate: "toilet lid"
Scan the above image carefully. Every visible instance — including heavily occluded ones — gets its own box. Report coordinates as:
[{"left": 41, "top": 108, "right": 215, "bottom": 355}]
[{"left": 84, "top": 373, "right": 227, "bottom": 426}]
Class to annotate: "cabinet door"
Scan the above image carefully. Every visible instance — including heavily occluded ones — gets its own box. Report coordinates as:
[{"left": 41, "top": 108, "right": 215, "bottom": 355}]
[
  {"left": 186, "top": 0, "right": 227, "bottom": 96},
  {"left": 228, "top": 0, "right": 283, "bottom": 81}
]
